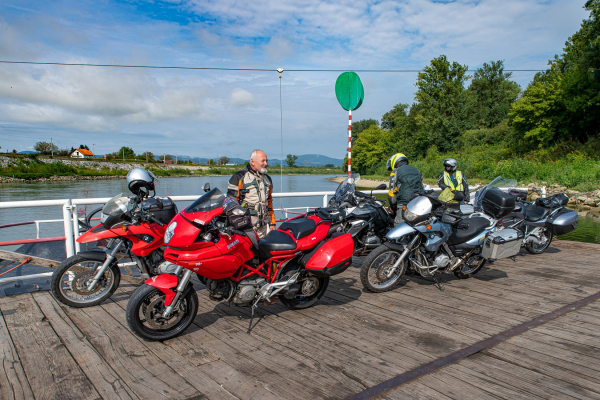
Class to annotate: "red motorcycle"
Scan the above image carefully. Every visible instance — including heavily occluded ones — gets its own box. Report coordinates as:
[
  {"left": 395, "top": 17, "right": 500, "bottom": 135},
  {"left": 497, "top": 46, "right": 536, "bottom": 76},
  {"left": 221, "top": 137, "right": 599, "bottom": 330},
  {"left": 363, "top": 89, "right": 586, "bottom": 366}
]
[
  {"left": 125, "top": 185, "right": 354, "bottom": 340},
  {"left": 51, "top": 194, "right": 177, "bottom": 307}
]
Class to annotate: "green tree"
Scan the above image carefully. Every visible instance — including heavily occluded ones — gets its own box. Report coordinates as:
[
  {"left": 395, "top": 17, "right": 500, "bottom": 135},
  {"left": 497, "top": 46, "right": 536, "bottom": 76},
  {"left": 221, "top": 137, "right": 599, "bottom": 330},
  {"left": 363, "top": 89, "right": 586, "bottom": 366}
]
[
  {"left": 136, "top": 151, "right": 155, "bottom": 162},
  {"left": 414, "top": 55, "right": 475, "bottom": 152},
  {"left": 117, "top": 146, "right": 135, "bottom": 160},
  {"left": 469, "top": 60, "right": 521, "bottom": 128},
  {"left": 78, "top": 144, "right": 90, "bottom": 150},
  {"left": 509, "top": 0, "right": 600, "bottom": 146},
  {"left": 219, "top": 156, "right": 230, "bottom": 165},
  {"left": 351, "top": 119, "right": 379, "bottom": 142},
  {"left": 34, "top": 141, "right": 59, "bottom": 155},
  {"left": 351, "top": 125, "right": 392, "bottom": 174},
  {"left": 285, "top": 154, "right": 298, "bottom": 167},
  {"left": 207, "top": 159, "right": 214, "bottom": 166}
]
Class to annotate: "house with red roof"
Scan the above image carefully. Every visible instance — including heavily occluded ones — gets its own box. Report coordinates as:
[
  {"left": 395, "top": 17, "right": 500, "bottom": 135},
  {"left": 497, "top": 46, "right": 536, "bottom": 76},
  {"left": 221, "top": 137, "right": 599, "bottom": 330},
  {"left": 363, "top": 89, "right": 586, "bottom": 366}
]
[{"left": 70, "top": 148, "right": 95, "bottom": 159}]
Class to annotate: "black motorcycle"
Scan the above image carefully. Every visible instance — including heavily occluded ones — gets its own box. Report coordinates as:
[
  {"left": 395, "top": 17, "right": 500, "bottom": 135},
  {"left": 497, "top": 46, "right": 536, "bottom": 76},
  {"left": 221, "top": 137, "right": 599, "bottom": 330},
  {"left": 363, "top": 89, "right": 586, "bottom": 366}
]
[{"left": 323, "top": 174, "right": 393, "bottom": 255}]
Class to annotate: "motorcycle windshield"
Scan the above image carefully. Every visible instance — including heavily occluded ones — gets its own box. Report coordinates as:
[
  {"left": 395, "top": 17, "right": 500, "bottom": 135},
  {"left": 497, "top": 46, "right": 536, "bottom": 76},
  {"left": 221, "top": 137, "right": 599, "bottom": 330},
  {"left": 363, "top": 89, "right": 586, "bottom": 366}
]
[
  {"left": 102, "top": 194, "right": 133, "bottom": 216},
  {"left": 334, "top": 173, "right": 360, "bottom": 203},
  {"left": 185, "top": 188, "right": 226, "bottom": 213}
]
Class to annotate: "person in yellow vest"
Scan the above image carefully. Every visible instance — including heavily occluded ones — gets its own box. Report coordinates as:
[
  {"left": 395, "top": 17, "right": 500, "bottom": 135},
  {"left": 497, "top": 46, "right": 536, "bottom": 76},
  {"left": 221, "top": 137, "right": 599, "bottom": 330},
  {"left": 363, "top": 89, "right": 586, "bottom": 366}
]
[{"left": 438, "top": 158, "right": 470, "bottom": 203}]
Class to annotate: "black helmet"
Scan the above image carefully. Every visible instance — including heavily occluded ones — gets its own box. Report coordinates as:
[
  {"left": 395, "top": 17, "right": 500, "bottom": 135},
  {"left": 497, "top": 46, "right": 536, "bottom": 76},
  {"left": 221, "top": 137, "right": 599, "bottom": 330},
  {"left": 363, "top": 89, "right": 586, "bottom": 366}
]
[
  {"left": 443, "top": 158, "right": 458, "bottom": 172},
  {"left": 127, "top": 168, "right": 157, "bottom": 197},
  {"left": 386, "top": 153, "right": 408, "bottom": 171}
]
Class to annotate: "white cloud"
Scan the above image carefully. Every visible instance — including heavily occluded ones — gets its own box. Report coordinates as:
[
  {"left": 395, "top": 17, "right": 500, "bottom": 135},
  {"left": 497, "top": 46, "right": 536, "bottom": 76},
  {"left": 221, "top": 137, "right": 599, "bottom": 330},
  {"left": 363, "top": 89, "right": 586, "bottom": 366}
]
[{"left": 229, "top": 88, "right": 255, "bottom": 107}]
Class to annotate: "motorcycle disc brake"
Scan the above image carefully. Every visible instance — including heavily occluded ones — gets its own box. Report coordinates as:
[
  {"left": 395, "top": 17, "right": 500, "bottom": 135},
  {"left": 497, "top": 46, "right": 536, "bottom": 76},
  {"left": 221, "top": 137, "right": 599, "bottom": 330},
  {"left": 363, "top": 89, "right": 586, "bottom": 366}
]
[
  {"left": 376, "top": 260, "right": 396, "bottom": 281},
  {"left": 70, "top": 272, "right": 105, "bottom": 296},
  {"left": 144, "top": 294, "right": 184, "bottom": 329},
  {"left": 300, "top": 277, "right": 320, "bottom": 296}
]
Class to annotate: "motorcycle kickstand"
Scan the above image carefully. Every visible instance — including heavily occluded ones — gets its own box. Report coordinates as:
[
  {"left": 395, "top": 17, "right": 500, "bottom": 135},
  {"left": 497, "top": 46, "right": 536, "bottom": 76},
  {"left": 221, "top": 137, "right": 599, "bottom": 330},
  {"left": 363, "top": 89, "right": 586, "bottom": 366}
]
[
  {"left": 247, "top": 298, "right": 261, "bottom": 334},
  {"left": 433, "top": 275, "right": 445, "bottom": 292}
]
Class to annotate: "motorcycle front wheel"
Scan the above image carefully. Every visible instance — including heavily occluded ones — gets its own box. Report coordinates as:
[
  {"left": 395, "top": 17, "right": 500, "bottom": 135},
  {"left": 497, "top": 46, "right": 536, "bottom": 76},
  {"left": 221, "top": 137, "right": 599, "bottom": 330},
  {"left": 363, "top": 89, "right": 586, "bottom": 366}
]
[
  {"left": 360, "top": 245, "right": 407, "bottom": 293},
  {"left": 280, "top": 276, "right": 329, "bottom": 310},
  {"left": 51, "top": 254, "right": 120, "bottom": 307},
  {"left": 525, "top": 228, "right": 553, "bottom": 254},
  {"left": 126, "top": 284, "right": 198, "bottom": 341}
]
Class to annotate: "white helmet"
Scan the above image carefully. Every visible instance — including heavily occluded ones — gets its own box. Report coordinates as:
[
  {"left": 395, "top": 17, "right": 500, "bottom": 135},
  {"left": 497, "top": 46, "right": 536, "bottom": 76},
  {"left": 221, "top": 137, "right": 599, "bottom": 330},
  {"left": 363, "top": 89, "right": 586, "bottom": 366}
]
[
  {"left": 127, "top": 168, "right": 157, "bottom": 197},
  {"left": 443, "top": 158, "right": 458, "bottom": 172}
]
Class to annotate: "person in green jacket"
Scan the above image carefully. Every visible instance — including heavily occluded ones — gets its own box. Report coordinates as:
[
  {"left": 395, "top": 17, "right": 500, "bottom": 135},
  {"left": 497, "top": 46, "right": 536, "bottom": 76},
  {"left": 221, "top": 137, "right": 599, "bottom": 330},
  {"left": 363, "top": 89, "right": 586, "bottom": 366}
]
[{"left": 387, "top": 153, "right": 425, "bottom": 225}]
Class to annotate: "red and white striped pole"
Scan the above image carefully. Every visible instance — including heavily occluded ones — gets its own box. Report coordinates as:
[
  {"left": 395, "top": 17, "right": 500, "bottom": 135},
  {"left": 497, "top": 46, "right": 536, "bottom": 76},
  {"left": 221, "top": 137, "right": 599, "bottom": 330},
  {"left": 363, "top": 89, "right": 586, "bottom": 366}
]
[{"left": 348, "top": 109, "right": 352, "bottom": 176}]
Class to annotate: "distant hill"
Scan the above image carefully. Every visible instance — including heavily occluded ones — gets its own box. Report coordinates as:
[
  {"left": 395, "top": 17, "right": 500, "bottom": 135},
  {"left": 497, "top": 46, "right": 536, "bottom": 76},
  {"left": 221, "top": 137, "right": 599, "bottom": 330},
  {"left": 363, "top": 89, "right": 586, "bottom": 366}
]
[{"left": 155, "top": 154, "right": 343, "bottom": 167}]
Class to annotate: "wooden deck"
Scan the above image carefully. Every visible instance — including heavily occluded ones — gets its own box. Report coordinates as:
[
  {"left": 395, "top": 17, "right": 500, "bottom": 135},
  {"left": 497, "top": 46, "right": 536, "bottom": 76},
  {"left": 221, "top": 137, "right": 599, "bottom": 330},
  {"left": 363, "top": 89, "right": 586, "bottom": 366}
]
[{"left": 2, "top": 240, "right": 600, "bottom": 400}]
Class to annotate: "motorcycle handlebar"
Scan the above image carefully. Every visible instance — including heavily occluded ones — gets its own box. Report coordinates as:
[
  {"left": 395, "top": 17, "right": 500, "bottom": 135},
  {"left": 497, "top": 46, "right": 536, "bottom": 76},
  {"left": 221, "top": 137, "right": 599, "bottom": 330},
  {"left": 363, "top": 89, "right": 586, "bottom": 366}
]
[
  {"left": 148, "top": 215, "right": 165, "bottom": 227},
  {"left": 317, "top": 208, "right": 344, "bottom": 222}
]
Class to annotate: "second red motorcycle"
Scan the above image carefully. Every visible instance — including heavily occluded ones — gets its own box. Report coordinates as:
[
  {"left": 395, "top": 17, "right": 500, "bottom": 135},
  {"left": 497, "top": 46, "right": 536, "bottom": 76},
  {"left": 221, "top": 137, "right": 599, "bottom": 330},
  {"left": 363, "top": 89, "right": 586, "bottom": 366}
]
[{"left": 126, "top": 186, "right": 354, "bottom": 340}]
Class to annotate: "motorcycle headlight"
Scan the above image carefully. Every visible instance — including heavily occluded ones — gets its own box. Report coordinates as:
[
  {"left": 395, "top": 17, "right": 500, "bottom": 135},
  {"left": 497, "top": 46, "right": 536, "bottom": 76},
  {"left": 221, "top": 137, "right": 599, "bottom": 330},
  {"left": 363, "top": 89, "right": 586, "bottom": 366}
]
[
  {"left": 164, "top": 221, "right": 177, "bottom": 244},
  {"left": 404, "top": 209, "right": 418, "bottom": 222}
]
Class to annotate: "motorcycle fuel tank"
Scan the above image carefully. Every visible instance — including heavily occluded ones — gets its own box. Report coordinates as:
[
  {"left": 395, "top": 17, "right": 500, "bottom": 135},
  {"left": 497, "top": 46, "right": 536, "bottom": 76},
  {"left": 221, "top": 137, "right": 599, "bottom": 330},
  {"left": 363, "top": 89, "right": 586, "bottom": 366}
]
[
  {"left": 415, "top": 221, "right": 452, "bottom": 252},
  {"left": 386, "top": 222, "right": 417, "bottom": 241}
]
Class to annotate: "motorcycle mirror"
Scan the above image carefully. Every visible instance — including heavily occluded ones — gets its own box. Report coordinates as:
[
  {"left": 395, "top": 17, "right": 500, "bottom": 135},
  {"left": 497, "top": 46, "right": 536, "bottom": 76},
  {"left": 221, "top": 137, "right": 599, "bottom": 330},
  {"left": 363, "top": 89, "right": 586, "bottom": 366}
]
[
  {"left": 155, "top": 197, "right": 164, "bottom": 209},
  {"left": 203, "top": 183, "right": 211, "bottom": 193}
]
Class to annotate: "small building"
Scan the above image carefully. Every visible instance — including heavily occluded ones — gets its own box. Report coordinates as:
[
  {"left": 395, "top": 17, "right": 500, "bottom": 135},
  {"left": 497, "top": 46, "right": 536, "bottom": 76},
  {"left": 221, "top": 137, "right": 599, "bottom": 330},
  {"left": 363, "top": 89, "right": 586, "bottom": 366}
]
[{"left": 70, "top": 148, "right": 94, "bottom": 159}]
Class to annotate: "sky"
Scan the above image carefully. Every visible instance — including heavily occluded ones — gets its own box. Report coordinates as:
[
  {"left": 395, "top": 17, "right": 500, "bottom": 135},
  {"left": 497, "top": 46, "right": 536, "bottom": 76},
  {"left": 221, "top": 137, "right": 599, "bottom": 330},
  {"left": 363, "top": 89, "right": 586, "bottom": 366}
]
[{"left": 0, "top": 0, "right": 590, "bottom": 160}]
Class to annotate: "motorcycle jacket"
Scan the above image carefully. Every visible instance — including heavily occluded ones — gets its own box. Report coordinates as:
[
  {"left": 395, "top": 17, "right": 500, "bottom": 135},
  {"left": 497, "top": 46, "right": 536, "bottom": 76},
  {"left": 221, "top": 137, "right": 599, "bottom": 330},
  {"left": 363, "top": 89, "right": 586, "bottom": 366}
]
[
  {"left": 438, "top": 170, "right": 470, "bottom": 203},
  {"left": 227, "top": 164, "right": 276, "bottom": 236},
  {"left": 393, "top": 163, "right": 425, "bottom": 205}
]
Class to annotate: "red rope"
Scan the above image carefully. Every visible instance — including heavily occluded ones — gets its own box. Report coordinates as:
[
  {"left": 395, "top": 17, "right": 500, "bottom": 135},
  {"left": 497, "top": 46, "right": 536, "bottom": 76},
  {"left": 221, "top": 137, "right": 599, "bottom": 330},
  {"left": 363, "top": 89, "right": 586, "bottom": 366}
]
[{"left": 0, "top": 257, "right": 33, "bottom": 277}]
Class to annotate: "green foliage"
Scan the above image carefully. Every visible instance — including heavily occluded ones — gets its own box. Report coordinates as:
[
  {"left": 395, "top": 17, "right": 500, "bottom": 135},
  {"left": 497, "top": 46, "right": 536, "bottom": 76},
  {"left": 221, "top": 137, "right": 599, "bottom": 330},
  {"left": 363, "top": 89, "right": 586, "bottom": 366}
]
[
  {"left": 34, "top": 141, "right": 59, "bottom": 155},
  {"left": 148, "top": 168, "right": 192, "bottom": 176},
  {"left": 285, "top": 154, "right": 298, "bottom": 168},
  {"left": 351, "top": 119, "right": 379, "bottom": 142},
  {"left": 351, "top": 125, "right": 392, "bottom": 174},
  {"left": 0, "top": 158, "right": 127, "bottom": 179}
]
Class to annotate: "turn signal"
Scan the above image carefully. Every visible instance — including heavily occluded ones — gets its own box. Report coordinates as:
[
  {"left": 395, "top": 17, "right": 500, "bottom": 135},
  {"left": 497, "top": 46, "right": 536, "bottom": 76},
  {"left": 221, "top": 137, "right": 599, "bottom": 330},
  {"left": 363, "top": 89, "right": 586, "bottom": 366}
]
[
  {"left": 122, "top": 225, "right": 128, "bottom": 232},
  {"left": 426, "top": 224, "right": 432, "bottom": 230},
  {"left": 402, "top": 206, "right": 407, "bottom": 211}
]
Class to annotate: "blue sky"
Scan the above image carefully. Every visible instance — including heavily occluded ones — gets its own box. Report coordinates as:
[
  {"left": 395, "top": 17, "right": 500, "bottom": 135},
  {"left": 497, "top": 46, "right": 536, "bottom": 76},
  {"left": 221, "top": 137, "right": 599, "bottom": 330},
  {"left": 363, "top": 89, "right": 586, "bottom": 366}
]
[{"left": 0, "top": 0, "right": 590, "bottom": 160}]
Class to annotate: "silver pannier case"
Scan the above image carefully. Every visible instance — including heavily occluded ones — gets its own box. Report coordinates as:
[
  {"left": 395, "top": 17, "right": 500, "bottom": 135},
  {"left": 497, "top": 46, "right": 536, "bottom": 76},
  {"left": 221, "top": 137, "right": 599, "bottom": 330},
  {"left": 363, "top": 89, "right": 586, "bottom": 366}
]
[{"left": 481, "top": 228, "right": 524, "bottom": 261}]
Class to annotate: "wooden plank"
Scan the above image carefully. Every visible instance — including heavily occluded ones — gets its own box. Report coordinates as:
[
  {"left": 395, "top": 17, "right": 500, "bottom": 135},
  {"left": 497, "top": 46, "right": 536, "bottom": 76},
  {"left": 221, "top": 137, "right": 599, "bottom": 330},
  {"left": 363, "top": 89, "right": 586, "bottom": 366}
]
[
  {"left": 62, "top": 302, "right": 200, "bottom": 399},
  {"left": 454, "top": 353, "right": 600, "bottom": 399},
  {"left": 381, "top": 381, "right": 453, "bottom": 400},
  {"left": 0, "top": 309, "right": 34, "bottom": 400},
  {"left": 0, "top": 249, "right": 59, "bottom": 269},
  {"left": 0, "top": 295, "right": 101, "bottom": 400},
  {"left": 484, "top": 342, "right": 600, "bottom": 393},
  {"left": 32, "top": 292, "right": 136, "bottom": 400}
]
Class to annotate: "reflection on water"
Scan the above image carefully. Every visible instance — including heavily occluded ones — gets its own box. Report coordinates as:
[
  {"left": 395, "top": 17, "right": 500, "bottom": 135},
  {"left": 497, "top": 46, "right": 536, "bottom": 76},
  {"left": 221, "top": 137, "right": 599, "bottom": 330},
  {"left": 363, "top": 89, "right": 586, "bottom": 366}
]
[{"left": 557, "top": 216, "right": 600, "bottom": 245}]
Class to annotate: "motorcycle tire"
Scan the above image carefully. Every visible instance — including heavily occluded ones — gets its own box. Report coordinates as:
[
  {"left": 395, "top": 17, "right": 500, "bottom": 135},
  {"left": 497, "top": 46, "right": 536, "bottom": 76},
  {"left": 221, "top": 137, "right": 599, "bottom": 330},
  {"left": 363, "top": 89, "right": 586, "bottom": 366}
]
[
  {"left": 453, "top": 256, "right": 486, "bottom": 279},
  {"left": 525, "top": 228, "right": 553, "bottom": 254},
  {"left": 126, "top": 284, "right": 198, "bottom": 341},
  {"left": 360, "top": 245, "right": 406, "bottom": 293},
  {"left": 51, "top": 254, "right": 120, "bottom": 308},
  {"left": 280, "top": 276, "right": 329, "bottom": 310}
]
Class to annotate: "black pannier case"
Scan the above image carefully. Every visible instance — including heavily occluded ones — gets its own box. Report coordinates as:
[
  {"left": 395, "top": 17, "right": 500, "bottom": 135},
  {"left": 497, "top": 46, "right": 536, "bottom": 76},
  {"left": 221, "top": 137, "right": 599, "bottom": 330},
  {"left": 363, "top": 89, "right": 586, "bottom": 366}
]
[
  {"left": 545, "top": 208, "right": 578, "bottom": 236},
  {"left": 142, "top": 197, "right": 178, "bottom": 225},
  {"left": 481, "top": 188, "right": 516, "bottom": 219}
]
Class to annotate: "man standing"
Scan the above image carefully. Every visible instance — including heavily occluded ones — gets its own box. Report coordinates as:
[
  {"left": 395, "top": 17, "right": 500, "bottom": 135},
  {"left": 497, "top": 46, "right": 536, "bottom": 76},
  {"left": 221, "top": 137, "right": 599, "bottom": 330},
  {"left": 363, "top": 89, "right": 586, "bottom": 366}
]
[
  {"left": 227, "top": 149, "right": 276, "bottom": 238},
  {"left": 438, "top": 158, "right": 470, "bottom": 203},
  {"left": 388, "top": 153, "right": 425, "bottom": 225}
]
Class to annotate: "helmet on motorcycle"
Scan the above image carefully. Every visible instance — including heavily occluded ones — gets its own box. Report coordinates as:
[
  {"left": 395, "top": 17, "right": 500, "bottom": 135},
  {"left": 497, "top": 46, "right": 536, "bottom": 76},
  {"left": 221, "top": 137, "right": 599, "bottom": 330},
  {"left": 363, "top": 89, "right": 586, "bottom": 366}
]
[
  {"left": 386, "top": 153, "right": 408, "bottom": 171},
  {"left": 443, "top": 158, "right": 458, "bottom": 172},
  {"left": 127, "top": 168, "right": 157, "bottom": 197}
]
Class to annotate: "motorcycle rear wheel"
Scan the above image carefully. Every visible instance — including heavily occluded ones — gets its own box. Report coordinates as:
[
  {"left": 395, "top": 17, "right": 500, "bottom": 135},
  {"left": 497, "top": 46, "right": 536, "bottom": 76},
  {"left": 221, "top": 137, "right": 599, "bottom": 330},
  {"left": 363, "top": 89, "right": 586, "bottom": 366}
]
[
  {"left": 453, "top": 255, "right": 486, "bottom": 279},
  {"left": 280, "top": 276, "right": 329, "bottom": 310},
  {"left": 126, "top": 284, "right": 198, "bottom": 341},
  {"left": 360, "top": 245, "right": 406, "bottom": 293},
  {"left": 525, "top": 228, "right": 553, "bottom": 254},
  {"left": 51, "top": 254, "right": 120, "bottom": 307}
]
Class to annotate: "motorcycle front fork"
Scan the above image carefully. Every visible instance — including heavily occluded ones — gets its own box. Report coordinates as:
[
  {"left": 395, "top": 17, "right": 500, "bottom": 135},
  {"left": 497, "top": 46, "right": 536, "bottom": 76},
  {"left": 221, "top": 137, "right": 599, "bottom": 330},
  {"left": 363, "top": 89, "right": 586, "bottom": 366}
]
[
  {"left": 86, "top": 238, "right": 124, "bottom": 291},
  {"left": 162, "top": 268, "right": 192, "bottom": 318}
]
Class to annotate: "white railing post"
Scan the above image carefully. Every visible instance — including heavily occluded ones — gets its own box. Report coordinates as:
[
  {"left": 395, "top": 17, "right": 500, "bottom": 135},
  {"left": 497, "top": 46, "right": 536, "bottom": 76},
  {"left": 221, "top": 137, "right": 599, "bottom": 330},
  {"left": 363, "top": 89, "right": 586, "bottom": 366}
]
[
  {"left": 323, "top": 194, "right": 328, "bottom": 207},
  {"left": 72, "top": 203, "right": 81, "bottom": 253},
  {"left": 62, "top": 200, "right": 75, "bottom": 258},
  {"left": 541, "top": 186, "right": 547, "bottom": 198},
  {"left": 35, "top": 222, "right": 40, "bottom": 239}
]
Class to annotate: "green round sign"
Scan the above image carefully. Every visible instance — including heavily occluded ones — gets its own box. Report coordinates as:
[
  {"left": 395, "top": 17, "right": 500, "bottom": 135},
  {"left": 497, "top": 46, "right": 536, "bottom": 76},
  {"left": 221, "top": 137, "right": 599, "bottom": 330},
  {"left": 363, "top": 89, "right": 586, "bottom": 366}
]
[{"left": 335, "top": 72, "right": 364, "bottom": 111}]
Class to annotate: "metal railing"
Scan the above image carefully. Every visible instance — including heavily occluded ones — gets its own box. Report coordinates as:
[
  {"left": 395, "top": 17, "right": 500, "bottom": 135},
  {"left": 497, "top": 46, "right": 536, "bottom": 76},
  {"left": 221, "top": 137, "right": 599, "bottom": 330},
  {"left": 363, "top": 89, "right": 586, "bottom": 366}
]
[{"left": 0, "top": 185, "right": 539, "bottom": 284}]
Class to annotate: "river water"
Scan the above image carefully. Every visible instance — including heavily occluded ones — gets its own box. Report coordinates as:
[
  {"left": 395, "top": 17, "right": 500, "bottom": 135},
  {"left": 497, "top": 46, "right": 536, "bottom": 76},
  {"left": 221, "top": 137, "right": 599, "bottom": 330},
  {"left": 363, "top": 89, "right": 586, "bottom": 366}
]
[{"left": 1, "top": 175, "right": 599, "bottom": 246}]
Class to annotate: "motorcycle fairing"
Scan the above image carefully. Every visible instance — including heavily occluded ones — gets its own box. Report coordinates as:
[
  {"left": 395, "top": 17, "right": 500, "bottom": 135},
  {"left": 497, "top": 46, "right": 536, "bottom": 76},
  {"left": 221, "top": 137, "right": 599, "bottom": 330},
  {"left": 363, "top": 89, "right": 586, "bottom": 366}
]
[
  {"left": 386, "top": 223, "right": 417, "bottom": 240},
  {"left": 415, "top": 221, "right": 452, "bottom": 252},
  {"left": 182, "top": 207, "right": 224, "bottom": 226},
  {"left": 145, "top": 274, "right": 177, "bottom": 305},
  {"left": 77, "top": 222, "right": 166, "bottom": 257}
]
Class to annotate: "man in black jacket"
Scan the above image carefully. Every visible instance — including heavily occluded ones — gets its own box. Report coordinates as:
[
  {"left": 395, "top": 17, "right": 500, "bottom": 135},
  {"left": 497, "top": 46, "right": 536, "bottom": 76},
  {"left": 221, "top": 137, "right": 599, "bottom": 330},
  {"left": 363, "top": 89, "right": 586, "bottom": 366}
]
[{"left": 388, "top": 154, "right": 425, "bottom": 224}]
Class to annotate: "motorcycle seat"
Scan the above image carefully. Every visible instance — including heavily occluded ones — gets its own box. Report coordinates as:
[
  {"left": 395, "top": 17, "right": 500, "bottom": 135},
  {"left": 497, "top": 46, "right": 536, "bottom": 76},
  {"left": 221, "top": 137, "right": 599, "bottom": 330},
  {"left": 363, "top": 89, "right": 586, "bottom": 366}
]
[
  {"left": 258, "top": 230, "right": 297, "bottom": 259},
  {"left": 523, "top": 205, "right": 552, "bottom": 222},
  {"left": 279, "top": 218, "right": 317, "bottom": 240},
  {"left": 447, "top": 217, "right": 490, "bottom": 245}
]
